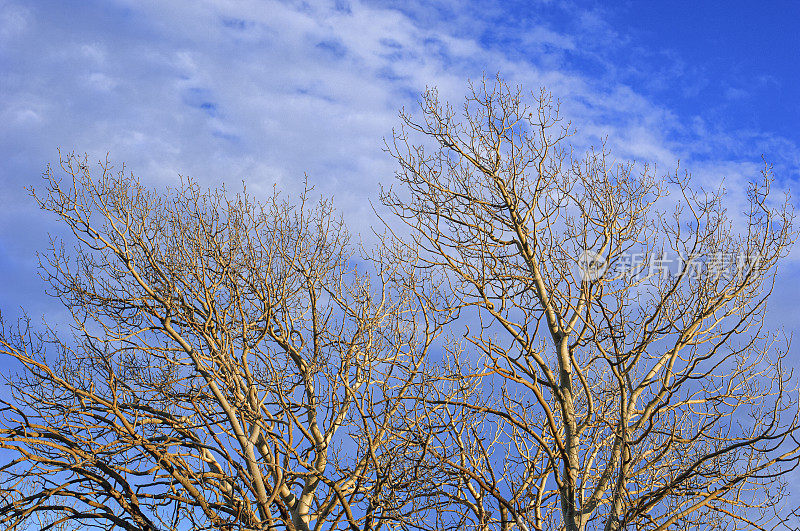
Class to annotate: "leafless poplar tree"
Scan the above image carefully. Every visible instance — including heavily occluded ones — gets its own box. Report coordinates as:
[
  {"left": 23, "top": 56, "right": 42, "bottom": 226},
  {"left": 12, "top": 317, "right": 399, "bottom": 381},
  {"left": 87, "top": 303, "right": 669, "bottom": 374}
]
[
  {"left": 1, "top": 77, "right": 799, "bottom": 531},
  {"left": 0, "top": 155, "right": 451, "bottom": 530},
  {"left": 382, "top": 77, "right": 800, "bottom": 531}
]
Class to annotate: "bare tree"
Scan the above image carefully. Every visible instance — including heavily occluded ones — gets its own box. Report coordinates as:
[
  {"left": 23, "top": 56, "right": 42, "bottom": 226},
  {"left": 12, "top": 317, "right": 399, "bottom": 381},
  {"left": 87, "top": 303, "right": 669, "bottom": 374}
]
[
  {"left": 382, "top": 77, "right": 800, "bottom": 531},
  {"left": 0, "top": 154, "right": 451, "bottom": 531},
  {"left": 2, "top": 78, "right": 799, "bottom": 531}
]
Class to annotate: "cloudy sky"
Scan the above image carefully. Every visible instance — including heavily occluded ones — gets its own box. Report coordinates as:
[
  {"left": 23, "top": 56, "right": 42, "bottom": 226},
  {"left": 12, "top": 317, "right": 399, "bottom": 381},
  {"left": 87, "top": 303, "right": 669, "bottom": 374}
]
[
  {"left": 1, "top": 0, "right": 799, "bottom": 509},
  {"left": 3, "top": 4, "right": 800, "bottom": 334},
  {"left": 4, "top": 0, "right": 796, "bottom": 307}
]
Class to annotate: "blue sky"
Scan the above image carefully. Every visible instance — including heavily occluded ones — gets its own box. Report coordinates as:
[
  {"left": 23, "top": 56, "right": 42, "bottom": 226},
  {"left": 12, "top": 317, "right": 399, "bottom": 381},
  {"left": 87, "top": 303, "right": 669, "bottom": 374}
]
[
  {"left": 1, "top": 0, "right": 799, "bottom": 496},
  {"left": 4, "top": 0, "right": 796, "bottom": 303}
]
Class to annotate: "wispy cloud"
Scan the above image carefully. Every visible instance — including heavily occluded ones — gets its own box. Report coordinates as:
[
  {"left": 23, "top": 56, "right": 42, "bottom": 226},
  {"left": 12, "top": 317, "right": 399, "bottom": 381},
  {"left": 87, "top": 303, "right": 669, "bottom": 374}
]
[{"left": 0, "top": 0, "right": 798, "bottom": 312}]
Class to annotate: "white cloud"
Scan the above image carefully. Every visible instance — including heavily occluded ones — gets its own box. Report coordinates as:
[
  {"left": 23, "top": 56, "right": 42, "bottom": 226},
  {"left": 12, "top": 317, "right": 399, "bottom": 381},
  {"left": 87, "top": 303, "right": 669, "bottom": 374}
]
[
  {"left": 85, "top": 72, "right": 117, "bottom": 91},
  {"left": 0, "top": 0, "right": 28, "bottom": 42},
  {"left": 1, "top": 0, "right": 798, "bottom": 293}
]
